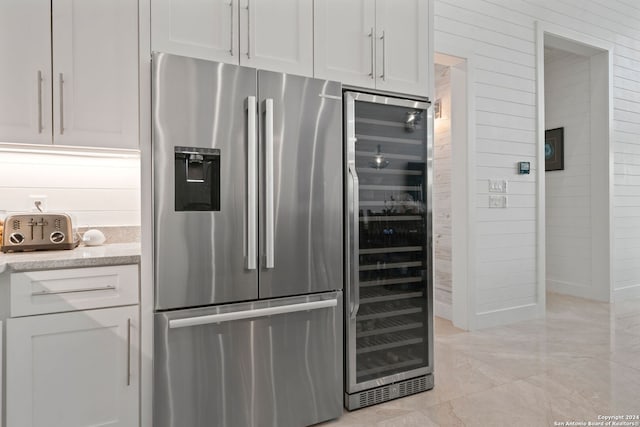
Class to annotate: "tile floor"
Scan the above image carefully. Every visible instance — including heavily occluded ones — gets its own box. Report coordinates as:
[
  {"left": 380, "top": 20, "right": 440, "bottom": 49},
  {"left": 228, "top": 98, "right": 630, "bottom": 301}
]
[{"left": 321, "top": 293, "right": 640, "bottom": 426}]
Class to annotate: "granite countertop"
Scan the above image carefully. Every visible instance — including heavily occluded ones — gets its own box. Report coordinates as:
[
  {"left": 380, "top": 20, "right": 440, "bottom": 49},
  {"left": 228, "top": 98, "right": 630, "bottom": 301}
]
[{"left": 0, "top": 242, "right": 141, "bottom": 274}]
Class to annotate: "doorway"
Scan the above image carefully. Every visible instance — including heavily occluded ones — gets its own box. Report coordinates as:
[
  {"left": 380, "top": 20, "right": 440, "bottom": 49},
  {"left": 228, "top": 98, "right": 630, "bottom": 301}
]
[
  {"left": 538, "top": 29, "right": 612, "bottom": 303},
  {"left": 433, "top": 53, "right": 471, "bottom": 329}
]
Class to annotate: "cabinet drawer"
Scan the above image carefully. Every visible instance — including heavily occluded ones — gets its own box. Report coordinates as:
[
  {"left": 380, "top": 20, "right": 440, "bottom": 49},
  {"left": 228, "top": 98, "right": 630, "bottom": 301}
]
[{"left": 10, "top": 265, "right": 139, "bottom": 317}]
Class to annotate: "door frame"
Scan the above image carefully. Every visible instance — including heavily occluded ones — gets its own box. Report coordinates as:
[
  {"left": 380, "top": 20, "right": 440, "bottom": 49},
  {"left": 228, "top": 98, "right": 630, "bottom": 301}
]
[
  {"left": 433, "top": 50, "right": 476, "bottom": 330},
  {"left": 535, "top": 21, "right": 614, "bottom": 307}
]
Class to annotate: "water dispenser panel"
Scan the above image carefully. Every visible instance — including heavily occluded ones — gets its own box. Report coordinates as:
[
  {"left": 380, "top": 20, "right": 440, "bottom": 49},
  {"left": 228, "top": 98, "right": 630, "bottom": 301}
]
[{"left": 174, "top": 146, "right": 221, "bottom": 211}]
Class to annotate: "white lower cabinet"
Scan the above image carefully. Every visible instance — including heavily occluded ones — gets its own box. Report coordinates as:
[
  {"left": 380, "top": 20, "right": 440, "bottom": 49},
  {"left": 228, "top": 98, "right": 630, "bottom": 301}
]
[{"left": 6, "top": 306, "right": 139, "bottom": 427}]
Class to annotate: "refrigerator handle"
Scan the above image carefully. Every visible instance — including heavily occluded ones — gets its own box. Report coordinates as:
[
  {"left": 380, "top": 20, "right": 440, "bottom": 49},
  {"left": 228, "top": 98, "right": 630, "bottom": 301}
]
[
  {"left": 265, "top": 98, "right": 275, "bottom": 269},
  {"left": 348, "top": 162, "right": 360, "bottom": 320},
  {"left": 247, "top": 96, "right": 257, "bottom": 270},
  {"left": 168, "top": 298, "right": 338, "bottom": 328}
]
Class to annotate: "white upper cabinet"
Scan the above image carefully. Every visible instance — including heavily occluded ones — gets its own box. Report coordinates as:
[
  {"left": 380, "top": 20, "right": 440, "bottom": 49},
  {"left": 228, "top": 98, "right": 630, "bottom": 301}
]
[
  {"left": 315, "top": 0, "right": 429, "bottom": 97},
  {"left": 375, "top": 0, "right": 428, "bottom": 96},
  {"left": 151, "top": 0, "right": 313, "bottom": 76},
  {"left": 0, "top": 0, "right": 52, "bottom": 144},
  {"left": 240, "top": 0, "right": 313, "bottom": 76},
  {"left": 314, "top": 0, "right": 376, "bottom": 88},
  {"left": 0, "top": 0, "right": 139, "bottom": 149},
  {"left": 152, "top": 0, "right": 238, "bottom": 63},
  {"left": 53, "top": 0, "right": 139, "bottom": 148}
]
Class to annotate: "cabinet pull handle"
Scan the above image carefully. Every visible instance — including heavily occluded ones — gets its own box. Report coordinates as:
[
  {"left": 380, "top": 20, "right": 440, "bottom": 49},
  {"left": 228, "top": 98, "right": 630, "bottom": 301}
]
[
  {"left": 31, "top": 285, "right": 116, "bottom": 296},
  {"left": 37, "top": 71, "right": 44, "bottom": 133},
  {"left": 245, "top": 0, "right": 250, "bottom": 58},
  {"left": 229, "top": 1, "right": 234, "bottom": 56},
  {"left": 59, "top": 73, "right": 64, "bottom": 134},
  {"left": 126, "top": 318, "right": 131, "bottom": 386},
  {"left": 380, "top": 31, "right": 386, "bottom": 81},
  {"left": 369, "top": 28, "right": 374, "bottom": 79}
]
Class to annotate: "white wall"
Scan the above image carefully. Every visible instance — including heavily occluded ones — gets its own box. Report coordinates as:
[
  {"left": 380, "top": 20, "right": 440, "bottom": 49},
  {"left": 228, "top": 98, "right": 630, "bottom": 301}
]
[
  {"left": 434, "top": 0, "right": 640, "bottom": 326},
  {"left": 0, "top": 150, "right": 141, "bottom": 226},
  {"left": 434, "top": 63, "right": 453, "bottom": 317},
  {"left": 544, "top": 50, "right": 593, "bottom": 295}
]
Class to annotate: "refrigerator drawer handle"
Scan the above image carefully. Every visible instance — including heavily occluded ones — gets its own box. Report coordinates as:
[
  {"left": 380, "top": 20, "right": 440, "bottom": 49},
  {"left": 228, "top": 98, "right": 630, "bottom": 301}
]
[
  {"left": 168, "top": 299, "right": 338, "bottom": 329},
  {"left": 265, "top": 98, "right": 275, "bottom": 269}
]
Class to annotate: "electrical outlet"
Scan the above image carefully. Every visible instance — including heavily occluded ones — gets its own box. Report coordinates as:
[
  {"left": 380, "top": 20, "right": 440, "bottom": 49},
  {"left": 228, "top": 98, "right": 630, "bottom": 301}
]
[
  {"left": 489, "top": 179, "right": 508, "bottom": 193},
  {"left": 489, "top": 195, "right": 507, "bottom": 208},
  {"left": 29, "top": 195, "right": 48, "bottom": 212}
]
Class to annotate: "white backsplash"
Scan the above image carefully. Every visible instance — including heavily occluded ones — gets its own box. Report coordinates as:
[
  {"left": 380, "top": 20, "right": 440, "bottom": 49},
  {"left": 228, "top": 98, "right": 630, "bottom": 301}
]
[{"left": 0, "top": 150, "right": 140, "bottom": 227}]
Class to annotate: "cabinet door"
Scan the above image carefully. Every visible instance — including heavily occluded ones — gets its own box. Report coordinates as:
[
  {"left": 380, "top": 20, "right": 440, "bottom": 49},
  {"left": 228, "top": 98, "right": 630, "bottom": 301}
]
[
  {"left": 152, "top": 0, "right": 239, "bottom": 63},
  {"left": 375, "top": 0, "right": 429, "bottom": 96},
  {"left": 52, "top": 0, "right": 138, "bottom": 149},
  {"left": 0, "top": 0, "right": 52, "bottom": 144},
  {"left": 240, "top": 0, "right": 313, "bottom": 76},
  {"left": 314, "top": 0, "right": 375, "bottom": 88},
  {"left": 6, "top": 306, "right": 139, "bottom": 427}
]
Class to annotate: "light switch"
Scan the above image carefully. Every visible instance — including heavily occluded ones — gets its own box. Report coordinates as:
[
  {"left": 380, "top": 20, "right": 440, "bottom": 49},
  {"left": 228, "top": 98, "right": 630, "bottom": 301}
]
[
  {"left": 489, "top": 179, "right": 507, "bottom": 193},
  {"left": 489, "top": 195, "right": 508, "bottom": 208}
]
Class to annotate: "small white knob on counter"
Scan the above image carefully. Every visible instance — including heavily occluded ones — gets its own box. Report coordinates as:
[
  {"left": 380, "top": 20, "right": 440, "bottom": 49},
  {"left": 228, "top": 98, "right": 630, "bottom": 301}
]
[{"left": 82, "top": 229, "right": 106, "bottom": 246}]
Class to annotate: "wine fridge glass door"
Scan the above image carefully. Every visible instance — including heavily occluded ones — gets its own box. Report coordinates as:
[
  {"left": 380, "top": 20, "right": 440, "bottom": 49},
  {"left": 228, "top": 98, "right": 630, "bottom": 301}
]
[{"left": 345, "top": 91, "right": 433, "bottom": 393}]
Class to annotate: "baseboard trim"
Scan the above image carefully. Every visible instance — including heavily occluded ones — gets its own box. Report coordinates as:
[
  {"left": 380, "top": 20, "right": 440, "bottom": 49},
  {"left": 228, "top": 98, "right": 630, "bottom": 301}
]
[
  {"left": 434, "top": 300, "right": 452, "bottom": 321},
  {"left": 473, "top": 303, "right": 541, "bottom": 330},
  {"left": 547, "top": 278, "right": 609, "bottom": 302},
  {"left": 614, "top": 284, "right": 640, "bottom": 302}
]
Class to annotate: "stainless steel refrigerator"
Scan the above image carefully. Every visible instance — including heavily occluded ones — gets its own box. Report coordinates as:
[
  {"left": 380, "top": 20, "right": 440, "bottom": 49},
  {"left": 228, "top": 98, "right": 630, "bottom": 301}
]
[
  {"left": 152, "top": 52, "right": 343, "bottom": 427},
  {"left": 344, "top": 91, "right": 434, "bottom": 410}
]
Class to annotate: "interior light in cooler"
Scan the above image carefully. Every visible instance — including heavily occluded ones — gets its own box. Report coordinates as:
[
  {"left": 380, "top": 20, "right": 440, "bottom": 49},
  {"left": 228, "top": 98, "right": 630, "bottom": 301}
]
[
  {"left": 369, "top": 144, "right": 390, "bottom": 169},
  {"left": 404, "top": 110, "right": 423, "bottom": 132}
]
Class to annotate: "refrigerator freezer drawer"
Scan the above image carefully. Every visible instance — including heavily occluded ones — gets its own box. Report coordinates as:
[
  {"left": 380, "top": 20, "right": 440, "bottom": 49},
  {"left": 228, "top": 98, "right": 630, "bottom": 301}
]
[{"left": 154, "top": 291, "right": 343, "bottom": 427}]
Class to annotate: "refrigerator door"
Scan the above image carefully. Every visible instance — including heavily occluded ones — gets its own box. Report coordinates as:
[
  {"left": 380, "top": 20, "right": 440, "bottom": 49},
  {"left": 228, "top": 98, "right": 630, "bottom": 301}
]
[
  {"left": 154, "top": 291, "right": 343, "bottom": 427},
  {"left": 344, "top": 91, "right": 434, "bottom": 397},
  {"left": 257, "top": 71, "right": 343, "bottom": 299},
  {"left": 153, "top": 53, "right": 259, "bottom": 310}
]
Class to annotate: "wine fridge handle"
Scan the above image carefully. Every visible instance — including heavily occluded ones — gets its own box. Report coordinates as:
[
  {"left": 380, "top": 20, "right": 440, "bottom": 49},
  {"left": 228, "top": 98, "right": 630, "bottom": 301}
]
[{"left": 348, "top": 163, "right": 360, "bottom": 320}]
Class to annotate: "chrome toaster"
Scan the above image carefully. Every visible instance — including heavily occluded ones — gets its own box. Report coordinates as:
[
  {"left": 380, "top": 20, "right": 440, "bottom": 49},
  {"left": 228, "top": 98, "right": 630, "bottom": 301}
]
[{"left": 1, "top": 213, "right": 79, "bottom": 253}]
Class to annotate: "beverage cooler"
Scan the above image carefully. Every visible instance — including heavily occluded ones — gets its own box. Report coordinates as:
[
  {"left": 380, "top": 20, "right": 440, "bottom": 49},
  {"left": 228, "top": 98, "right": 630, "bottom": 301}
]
[{"left": 344, "top": 91, "right": 434, "bottom": 410}]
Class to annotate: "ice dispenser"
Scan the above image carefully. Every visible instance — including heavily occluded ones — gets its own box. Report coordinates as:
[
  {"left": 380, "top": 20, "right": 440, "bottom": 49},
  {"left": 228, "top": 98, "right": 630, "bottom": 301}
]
[{"left": 174, "top": 146, "right": 220, "bottom": 211}]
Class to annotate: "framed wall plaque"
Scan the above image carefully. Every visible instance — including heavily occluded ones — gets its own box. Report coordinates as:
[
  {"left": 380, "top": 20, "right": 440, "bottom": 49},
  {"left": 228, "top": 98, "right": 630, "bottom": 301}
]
[{"left": 545, "top": 127, "right": 564, "bottom": 171}]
